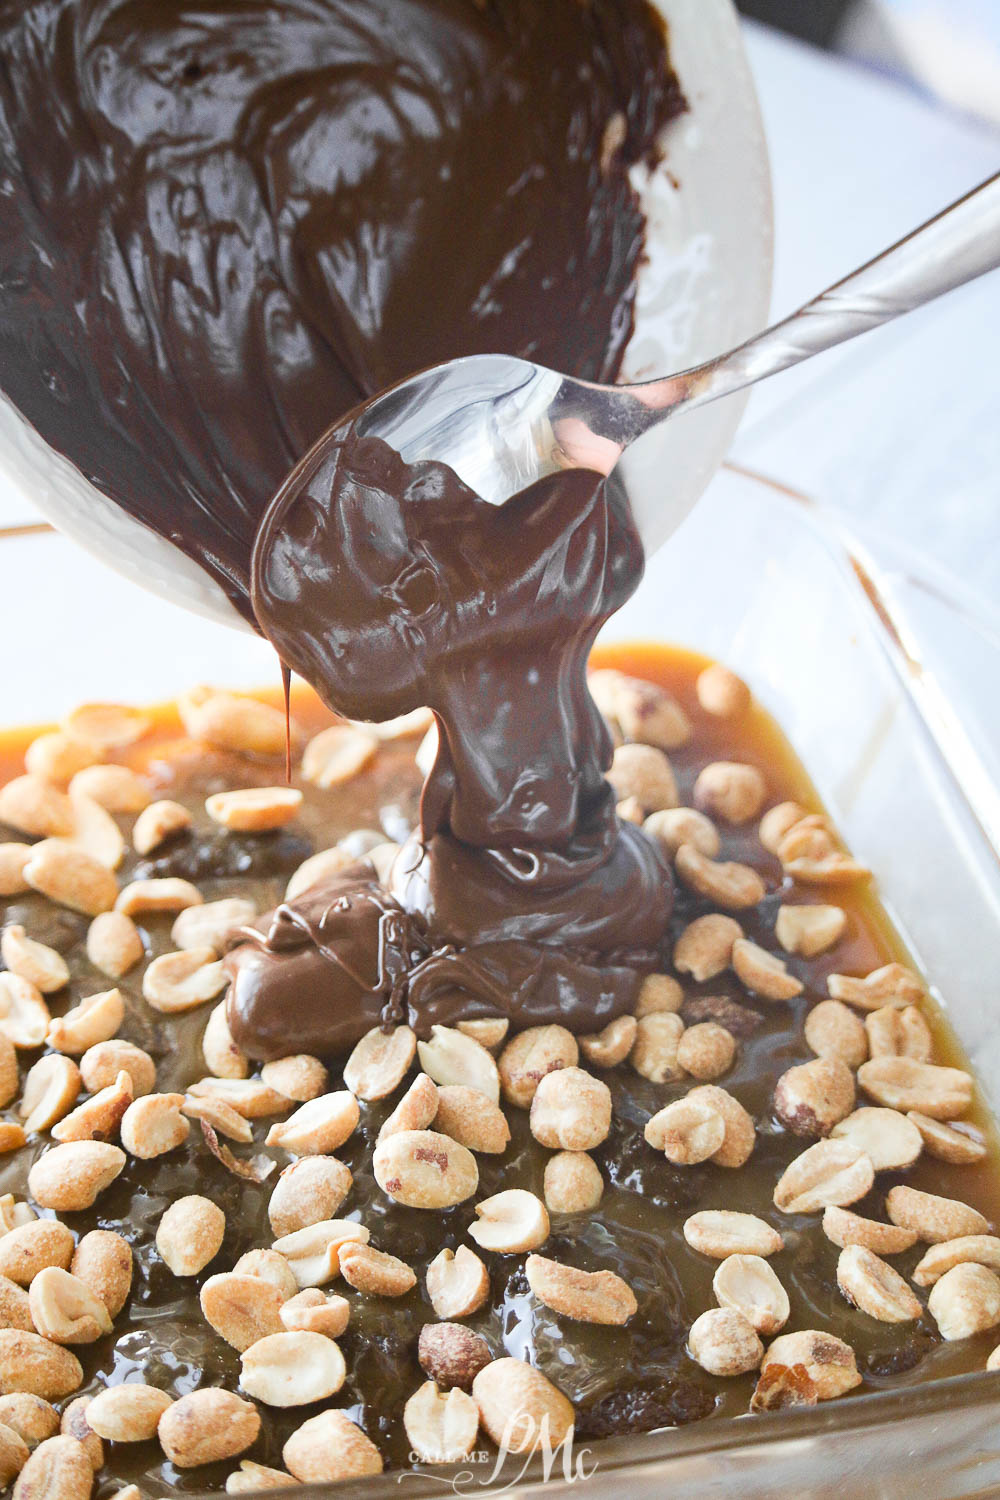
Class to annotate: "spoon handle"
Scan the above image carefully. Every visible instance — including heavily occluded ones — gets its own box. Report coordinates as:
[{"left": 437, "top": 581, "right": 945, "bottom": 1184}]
[{"left": 657, "top": 169, "right": 1000, "bottom": 415}]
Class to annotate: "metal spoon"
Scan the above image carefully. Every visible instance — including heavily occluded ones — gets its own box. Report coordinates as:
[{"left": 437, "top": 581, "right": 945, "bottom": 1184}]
[{"left": 345, "top": 170, "right": 1000, "bottom": 545}]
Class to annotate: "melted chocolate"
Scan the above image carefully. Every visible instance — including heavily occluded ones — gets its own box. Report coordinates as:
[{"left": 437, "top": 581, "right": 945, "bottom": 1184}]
[
  {"left": 0, "top": 0, "right": 681, "bottom": 618},
  {"left": 227, "top": 425, "right": 671, "bottom": 1056}
]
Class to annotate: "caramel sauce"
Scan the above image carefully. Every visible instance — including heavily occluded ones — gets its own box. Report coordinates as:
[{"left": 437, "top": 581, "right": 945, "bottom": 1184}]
[{"left": 0, "top": 642, "right": 997, "bottom": 1491}]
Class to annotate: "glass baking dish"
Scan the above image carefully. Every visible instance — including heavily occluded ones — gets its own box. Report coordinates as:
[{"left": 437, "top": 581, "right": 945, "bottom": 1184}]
[{"left": 3, "top": 463, "right": 1000, "bottom": 1498}]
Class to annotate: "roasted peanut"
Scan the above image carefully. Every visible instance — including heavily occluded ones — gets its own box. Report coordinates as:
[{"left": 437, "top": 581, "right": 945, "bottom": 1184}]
[
  {"left": 157, "top": 1389, "right": 261, "bottom": 1468},
  {"left": 156, "top": 1196, "right": 225, "bottom": 1277},
  {"left": 267, "top": 1157, "right": 353, "bottom": 1238},
  {"left": 498, "top": 1026, "right": 578, "bottom": 1108},
  {"left": 525, "top": 1255, "right": 635, "bottom": 1325},
  {"left": 85, "top": 912, "right": 144, "bottom": 979},
  {"left": 688, "top": 1308, "right": 762, "bottom": 1376},
  {"left": 27, "top": 1142, "right": 125, "bottom": 1212}
]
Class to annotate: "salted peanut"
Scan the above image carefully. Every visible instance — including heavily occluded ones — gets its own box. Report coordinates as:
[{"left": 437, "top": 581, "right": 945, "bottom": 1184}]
[
  {"left": 0, "top": 1395, "right": 60, "bottom": 1450},
  {"left": 908, "top": 1113, "right": 987, "bottom": 1165},
  {"left": 865, "top": 1004, "right": 932, "bottom": 1063},
  {"left": 645, "top": 1096, "right": 725, "bottom": 1166},
  {"left": 418, "top": 1324, "right": 491, "bottom": 1392},
  {"left": 158, "top": 1388, "right": 261, "bottom": 1468},
  {"left": 673, "top": 915, "right": 742, "bottom": 984},
  {"left": 206, "top": 787, "right": 303, "bottom": 833},
  {"left": 857, "top": 1057, "right": 973, "bottom": 1119},
  {"left": 498, "top": 1026, "right": 578, "bottom": 1109},
  {"left": 762, "top": 1331, "right": 861, "bottom": 1399},
  {"left": 301, "top": 725, "right": 378, "bottom": 788},
  {"left": 65, "top": 791, "right": 125, "bottom": 870},
  {"left": 0, "top": 1126, "right": 26, "bottom": 1156},
  {"left": 11, "top": 1048, "right": 72, "bottom": 1130},
  {"left": 143, "top": 948, "right": 227, "bottom": 1015},
  {"left": 0, "top": 777, "right": 74, "bottom": 840},
  {"left": 683, "top": 1211, "right": 784, "bottom": 1260},
  {"left": 279, "top": 1289, "right": 350, "bottom": 1339},
  {"left": 525, "top": 1255, "right": 635, "bottom": 1325},
  {"left": 202, "top": 1003, "right": 249, "bottom": 1081},
  {"left": 173, "top": 897, "right": 257, "bottom": 956},
  {"left": 285, "top": 846, "right": 356, "bottom": 901},
  {"left": 776, "top": 817, "right": 871, "bottom": 885},
  {"left": 11, "top": 1435, "right": 92, "bottom": 1500},
  {"left": 339, "top": 1243, "right": 416, "bottom": 1297},
  {"left": 0, "top": 1035, "right": 18, "bottom": 1113},
  {"left": 156, "top": 1196, "right": 225, "bottom": 1277},
  {"left": 271, "top": 1220, "right": 369, "bottom": 1289},
  {"left": 804, "top": 1000, "right": 868, "bottom": 1069},
  {"left": 0, "top": 1422, "right": 29, "bottom": 1486},
  {"left": 530, "top": 1067, "right": 611, "bottom": 1152},
  {"left": 64, "top": 703, "right": 149, "bottom": 753},
  {"left": 434, "top": 1086, "right": 510, "bottom": 1155},
  {"left": 606, "top": 743, "right": 677, "bottom": 813},
  {"left": 713, "top": 1254, "right": 789, "bottom": 1335},
  {"left": 47, "top": 988, "right": 124, "bottom": 1054},
  {"left": 676, "top": 1022, "right": 736, "bottom": 1082},
  {"left": 0, "top": 846, "right": 32, "bottom": 898},
  {"left": 830, "top": 1106, "right": 922, "bottom": 1172},
  {"left": 456, "top": 1017, "right": 509, "bottom": 1051},
  {"left": 675, "top": 845, "right": 766, "bottom": 910},
  {"left": 80, "top": 1041, "right": 154, "bottom": 1099},
  {"left": 886, "top": 1184, "right": 990, "bottom": 1243},
  {"left": 28, "top": 1268, "right": 112, "bottom": 1345},
  {"left": 86, "top": 1385, "right": 173, "bottom": 1443},
  {"left": 470, "top": 1189, "right": 550, "bottom": 1255},
  {"left": 181, "top": 1094, "right": 252, "bottom": 1145},
  {"left": 773, "top": 1057, "right": 855, "bottom": 1138},
  {"left": 775, "top": 904, "right": 847, "bottom": 958},
  {"left": 0, "top": 975, "right": 50, "bottom": 1049},
  {"left": 283, "top": 1409, "right": 383, "bottom": 1483},
  {"left": 70, "top": 1231, "right": 132, "bottom": 1319},
  {"left": 633, "top": 982, "right": 685, "bottom": 1030},
  {"left": 837, "top": 1244, "right": 922, "bottom": 1323},
  {"left": 26, "top": 731, "right": 102, "bottom": 789},
  {"left": 268, "top": 1158, "right": 353, "bottom": 1238},
  {"left": 344, "top": 1026, "right": 416, "bottom": 1101},
  {"left": 758, "top": 801, "right": 808, "bottom": 854},
  {"left": 0, "top": 1198, "right": 36, "bottom": 1238},
  {"left": 58, "top": 1396, "right": 103, "bottom": 1470},
  {"left": 732, "top": 939, "right": 803, "bottom": 1001},
  {"left": 822, "top": 1205, "right": 918, "bottom": 1255},
  {"left": 120, "top": 1092, "right": 189, "bottom": 1158},
  {"left": 643, "top": 807, "right": 720, "bottom": 859},
  {"left": 688, "top": 1308, "right": 763, "bottom": 1376},
  {"left": 28, "top": 1142, "right": 125, "bottom": 1212},
  {"left": 260, "top": 1054, "right": 327, "bottom": 1103},
  {"left": 694, "top": 762, "right": 766, "bottom": 826},
  {"left": 1, "top": 927, "right": 68, "bottom": 995},
  {"left": 928, "top": 1263, "right": 1000, "bottom": 1341},
  {"left": 403, "top": 1382, "right": 479, "bottom": 1465},
  {"left": 200, "top": 1273, "right": 286, "bottom": 1351},
  {"left": 186, "top": 1077, "right": 291, "bottom": 1118},
  {"left": 630, "top": 1011, "right": 684, "bottom": 1084},
  {"left": 913, "top": 1236, "right": 1000, "bottom": 1287},
  {"left": 85, "top": 912, "right": 144, "bottom": 981},
  {"left": 378, "top": 1073, "right": 439, "bottom": 1141},
  {"left": 226, "top": 1461, "right": 300, "bottom": 1493},
  {"left": 829, "top": 962, "right": 924, "bottom": 1011},
  {"left": 240, "top": 1330, "right": 346, "bottom": 1408},
  {"left": 687, "top": 1085, "right": 756, "bottom": 1169},
  {"left": 132, "top": 799, "right": 192, "bottom": 857},
  {"left": 265, "top": 1091, "right": 359, "bottom": 1155},
  {"left": 472, "top": 1358, "right": 573, "bottom": 1454},
  {"left": 618, "top": 798, "right": 646, "bottom": 829},
  {"left": 773, "top": 1140, "right": 874, "bottom": 1214},
  {"left": 426, "top": 1247, "right": 490, "bottom": 1320},
  {"left": 23, "top": 840, "right": 117, "bottom": 916},
  {"left": 696, "top": 663, "right": 750, "bottom": 718},
  {"left": 0, "top": 1276, "right": 33, "bottom": 1333},
  {"left": 417, "top": 1025, "right": 500, "bottom": 1103},
  {"left": 52, "top": 1070, "right": 133, "bottom": 1143},
  {"left": 115, "top": 878, "right": 202, "bottom": 917},
  {"left": 579, "top": 1015, "right": 637, "bottom": 1069},
  {"left": 71, "top": 768, "right": 149, "bottom": 820},
  {"left": 0, "top": 1331, "right": 82, "bottom": 1400},
  {"left": 178, "top": 685, "right": 289, "bottom": 756},
  {"left": 0, "top": 1223, "right": 73, "bottom": 1286},
  {"left": 599, "top": 672, "right": 692, "bottom": 750},
  {"left": 234, "top": 1250, "right": 300, "bottom": 1302},
  {"left": 374, "top": 1129, "right": 478, "bottom": 1211}
]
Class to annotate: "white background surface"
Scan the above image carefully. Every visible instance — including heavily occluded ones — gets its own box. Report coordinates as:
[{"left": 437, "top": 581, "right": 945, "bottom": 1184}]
[{"left": 0, "top": 19, "right": 997, "bottom": 720}]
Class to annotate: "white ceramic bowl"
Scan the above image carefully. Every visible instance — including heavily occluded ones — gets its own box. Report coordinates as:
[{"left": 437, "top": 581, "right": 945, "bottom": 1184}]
[{"left": 0, "top": 0, "right": 771, "bottom": 631}]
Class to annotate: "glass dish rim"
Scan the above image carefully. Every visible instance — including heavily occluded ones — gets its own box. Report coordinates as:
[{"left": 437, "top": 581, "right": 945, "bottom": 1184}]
[{"left": 3, "top": 463, "right": 1000, "bottom": 1492}]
